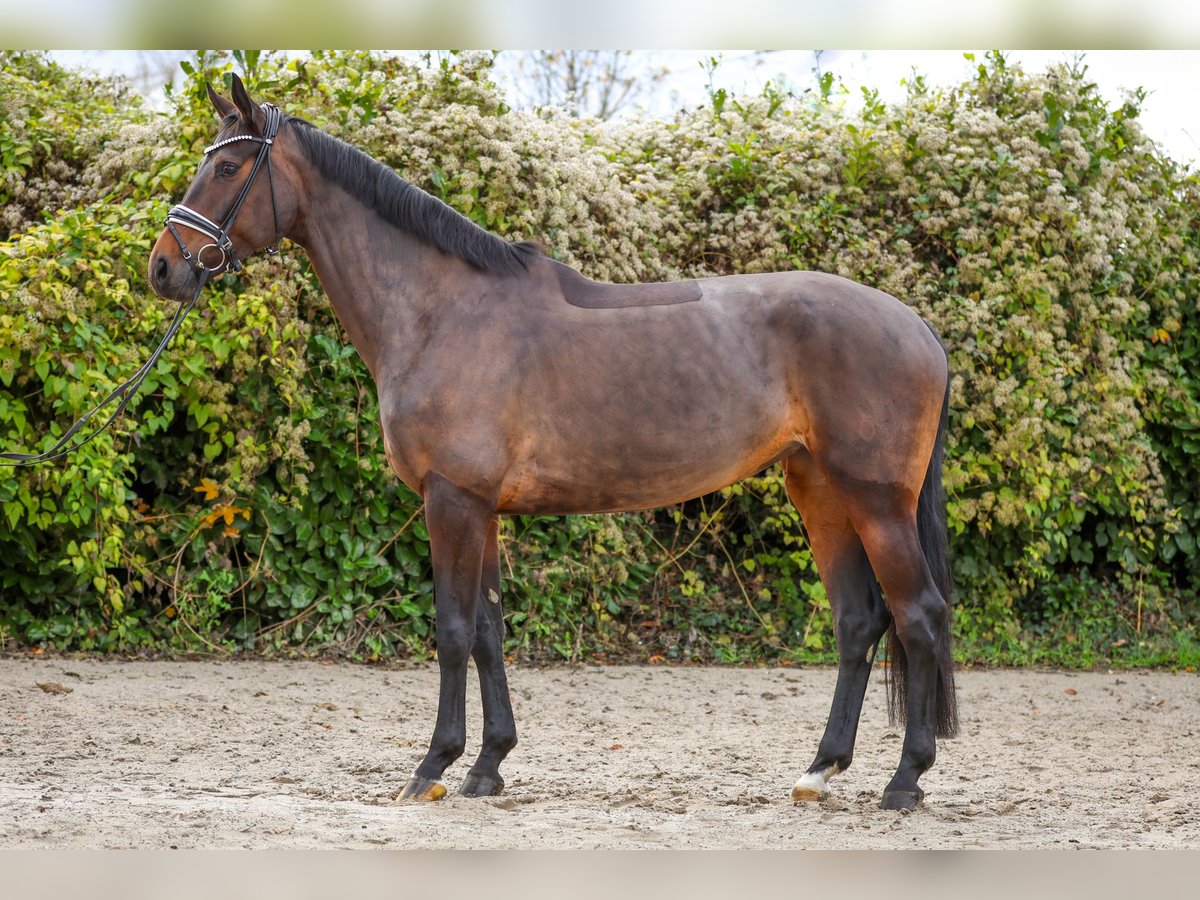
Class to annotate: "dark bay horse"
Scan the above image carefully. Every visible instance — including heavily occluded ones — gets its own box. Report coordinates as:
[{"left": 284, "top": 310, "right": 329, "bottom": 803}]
[{"left": 149, "top": 76, "right": 957, "bottom": 810}]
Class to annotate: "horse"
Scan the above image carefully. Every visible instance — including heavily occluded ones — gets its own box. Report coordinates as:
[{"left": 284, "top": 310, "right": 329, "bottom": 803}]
[{"left": 149, "top": 75, "right": 957, "bottom": 811}]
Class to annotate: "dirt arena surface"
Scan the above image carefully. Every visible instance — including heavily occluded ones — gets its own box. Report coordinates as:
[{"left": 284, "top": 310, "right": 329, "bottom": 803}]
[{"left": 1, "top": 657, "right": 1197, "bottom": 849}]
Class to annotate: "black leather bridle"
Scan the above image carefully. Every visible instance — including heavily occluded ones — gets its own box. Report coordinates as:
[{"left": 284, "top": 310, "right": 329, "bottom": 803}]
[
  {"left": 165, "top": 102, "right": 283, "bottom": 274},
  {"left": 0, "top": 103, "right": 283, "bottom": 466}
]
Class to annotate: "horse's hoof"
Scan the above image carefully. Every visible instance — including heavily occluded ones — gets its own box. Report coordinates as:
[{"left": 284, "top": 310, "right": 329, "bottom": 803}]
[
  {"left": 880, "top": 789, "right": 924, "bottom": 811},
  {"left": 790, "top": 772, "right": 831, "bottom": 802},
  {"left": 791, "top": 764, "right": 840, "bottom": 803},
  {"left": 459, "top": 772, "right": 505, "bottom": 797},
  {"left": 396, "top": 776, "right": 447, "bottom": 803}
]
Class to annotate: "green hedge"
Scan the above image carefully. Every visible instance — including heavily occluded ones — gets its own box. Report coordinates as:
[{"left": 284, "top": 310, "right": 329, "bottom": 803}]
[{"left": 1, "top": 50, "right": 1197, "bottom": 666}]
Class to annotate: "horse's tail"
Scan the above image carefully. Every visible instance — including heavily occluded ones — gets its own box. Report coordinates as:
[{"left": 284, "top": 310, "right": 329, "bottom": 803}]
[{"left": 885, "top": 346, "right": 959, "bottom": 738}]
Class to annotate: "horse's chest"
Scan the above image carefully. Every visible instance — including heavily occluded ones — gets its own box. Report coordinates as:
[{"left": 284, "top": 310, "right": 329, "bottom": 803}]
[
  {"left": 376, "top": 386, "right": 507, "bottom": 498},
  {"left": 377, "top": 410, "right": 430, "bottom": 494}
]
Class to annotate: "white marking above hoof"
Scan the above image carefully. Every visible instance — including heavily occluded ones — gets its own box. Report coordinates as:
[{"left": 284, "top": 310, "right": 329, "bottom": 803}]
[{"left": 791, "top": 765, "right": 841, "bottom": 802}]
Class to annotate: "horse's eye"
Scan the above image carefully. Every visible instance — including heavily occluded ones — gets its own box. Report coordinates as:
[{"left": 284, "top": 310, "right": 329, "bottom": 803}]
[{"left": 218, "top": 162, "right": 239, "bottom": 177}]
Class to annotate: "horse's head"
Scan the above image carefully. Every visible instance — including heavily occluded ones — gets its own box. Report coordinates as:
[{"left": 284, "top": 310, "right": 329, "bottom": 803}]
[{"left": 149, "top": 75, "right": 301, "bottom": 301}]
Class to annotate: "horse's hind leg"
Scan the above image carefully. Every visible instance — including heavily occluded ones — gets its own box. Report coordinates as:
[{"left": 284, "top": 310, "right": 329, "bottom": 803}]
[
  {"left": 849, "top": 505, "right": 949, "bottom": 810},
  {"left": 783, "top": 451, "right": 891, "bottom": 802},
  {"left": 460, "top": 517, "right": 518, "bottom": 797}
]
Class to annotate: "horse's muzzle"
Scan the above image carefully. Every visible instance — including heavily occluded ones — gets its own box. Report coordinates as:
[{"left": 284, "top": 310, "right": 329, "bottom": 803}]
[{"left": 148, "top": 244, "right": 203, "bottom": 302}]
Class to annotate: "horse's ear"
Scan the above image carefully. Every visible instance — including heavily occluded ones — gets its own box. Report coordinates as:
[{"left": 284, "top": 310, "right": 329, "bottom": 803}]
[
  {"left": 229, "top": 73, "right": 264, "bottom": 134},
  {"left": 206, "top": 83, "right": 237, "bottom": 120}
]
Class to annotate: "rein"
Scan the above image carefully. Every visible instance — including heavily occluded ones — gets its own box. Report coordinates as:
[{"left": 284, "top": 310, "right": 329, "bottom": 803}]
[
  {"left": 0, "top": 103, "right": 282, "bottom": 467},
  {"left": 0, "top": 273, "right": 208, "bottom": 465}
]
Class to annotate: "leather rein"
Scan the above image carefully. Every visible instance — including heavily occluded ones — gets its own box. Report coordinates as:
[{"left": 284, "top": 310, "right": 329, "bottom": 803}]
[{"left": 1, "top": 103, "right": 282, "bottom": 467}]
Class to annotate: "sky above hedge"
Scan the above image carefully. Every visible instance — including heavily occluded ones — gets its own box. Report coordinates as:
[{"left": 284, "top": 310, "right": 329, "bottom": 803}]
[{"left": 46, "top": 50, "right": 1200, "bottom": 170}]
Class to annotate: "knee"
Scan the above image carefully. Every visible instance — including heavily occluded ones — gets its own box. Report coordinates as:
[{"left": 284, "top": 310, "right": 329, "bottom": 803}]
[{"left": 436, "top": 621, "right": 475, "bottom": 667}]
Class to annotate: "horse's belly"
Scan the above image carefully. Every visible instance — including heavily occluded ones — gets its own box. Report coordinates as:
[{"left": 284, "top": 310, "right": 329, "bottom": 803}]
[{"left": 495, "top": 420, "right": 799, "bottom": 515}]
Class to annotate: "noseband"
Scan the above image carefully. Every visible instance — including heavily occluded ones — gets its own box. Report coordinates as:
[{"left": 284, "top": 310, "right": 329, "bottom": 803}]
[{"left": 165, "top": 102, "right": 283, "bottom": 274}]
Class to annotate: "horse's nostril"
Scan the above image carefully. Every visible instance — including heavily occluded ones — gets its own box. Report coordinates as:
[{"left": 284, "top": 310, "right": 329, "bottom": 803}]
[{"left": 154, "top": 254, "right": 169, "bottom": 284}]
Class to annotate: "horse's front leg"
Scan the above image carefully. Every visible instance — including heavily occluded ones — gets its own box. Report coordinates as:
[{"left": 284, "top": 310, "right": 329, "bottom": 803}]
[
  {"left": 459, "top": 517, "right": 518, "bottom": 797},
  {"left": 397, "top": 473, "right": 494, "bottom": 803}
]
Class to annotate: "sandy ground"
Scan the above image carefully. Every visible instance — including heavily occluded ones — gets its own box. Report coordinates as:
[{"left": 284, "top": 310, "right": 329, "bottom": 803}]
[{"left": 1, "top": 657, "right": 1197, "bottom": 849}]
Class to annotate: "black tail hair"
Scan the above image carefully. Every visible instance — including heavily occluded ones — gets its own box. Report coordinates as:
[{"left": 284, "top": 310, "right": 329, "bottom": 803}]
[{"left": 885, "top": 354, "right": 959, "bottom": 738}]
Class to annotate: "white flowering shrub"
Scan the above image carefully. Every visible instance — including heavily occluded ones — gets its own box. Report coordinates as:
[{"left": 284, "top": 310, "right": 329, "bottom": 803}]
[
  {"left": 1, "top": 50, "right": 1196, "bottom": 665},
  {"left": 0, "top": 52, "right": 153, "bottom": 239}
]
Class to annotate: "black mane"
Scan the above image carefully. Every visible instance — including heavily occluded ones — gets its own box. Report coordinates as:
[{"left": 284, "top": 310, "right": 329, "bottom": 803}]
[{"left": 286, "top": 116, "right": 540, "bottom": 276}]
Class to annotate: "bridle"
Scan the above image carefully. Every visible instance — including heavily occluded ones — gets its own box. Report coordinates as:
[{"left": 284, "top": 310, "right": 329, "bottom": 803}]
[
  {"left": 165, "top": 102, "right": 283, "bottom": 274},
  {"left": 0, "top": 103, "right": 284, "bottom": 466}
]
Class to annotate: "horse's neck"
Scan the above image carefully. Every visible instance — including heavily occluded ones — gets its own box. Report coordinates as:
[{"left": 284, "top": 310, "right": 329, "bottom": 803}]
[{"left": 292, "top": 184, "right": 436, "bottom": 381}]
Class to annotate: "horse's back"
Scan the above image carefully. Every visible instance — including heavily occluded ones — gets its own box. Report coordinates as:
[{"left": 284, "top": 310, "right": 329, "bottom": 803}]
[{"left": 542, "top": 261, "right": 938, "bottom": 360}]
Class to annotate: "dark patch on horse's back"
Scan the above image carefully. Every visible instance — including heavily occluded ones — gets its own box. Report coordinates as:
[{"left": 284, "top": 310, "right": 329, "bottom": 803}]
[{"left": 552, "top": 261, "right": 701, "bottom": 309}]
